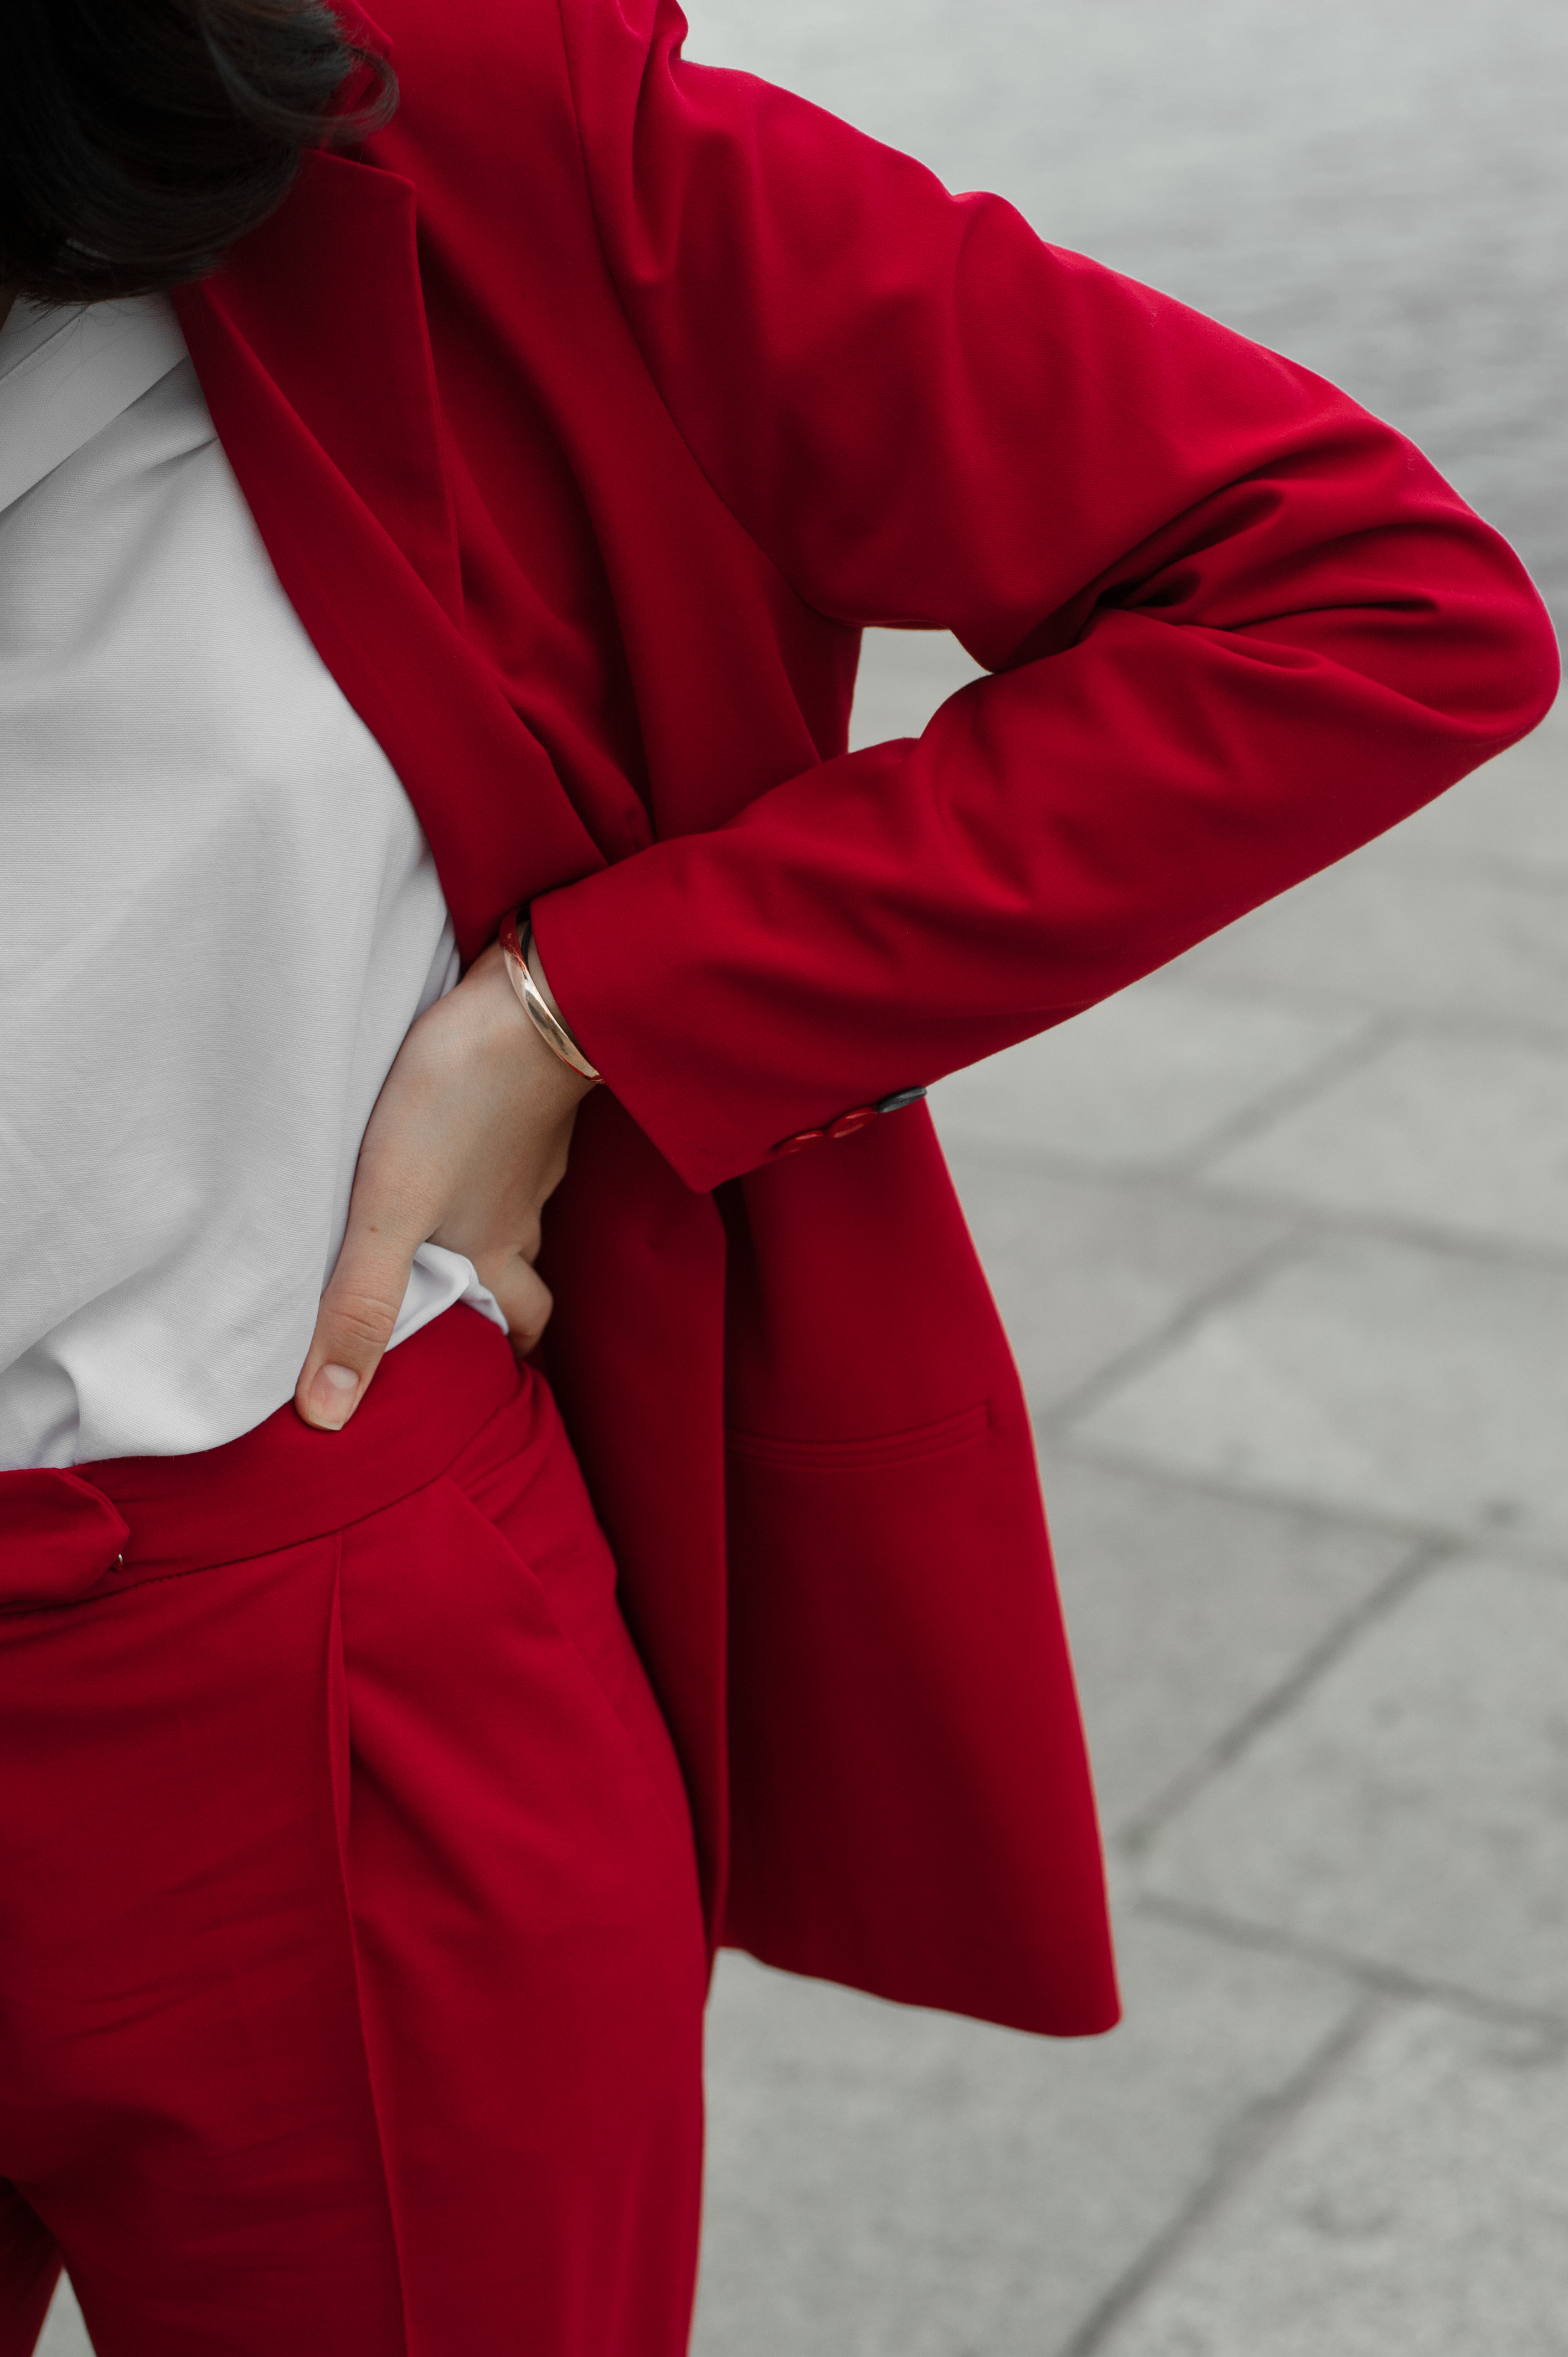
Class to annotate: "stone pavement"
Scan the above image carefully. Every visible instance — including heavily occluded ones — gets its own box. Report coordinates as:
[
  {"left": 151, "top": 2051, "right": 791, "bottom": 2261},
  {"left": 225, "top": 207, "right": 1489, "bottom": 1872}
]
[
  {"left": 39, "top": 2, "right": 1567, "bottom": 2349},
  {"left": 679, "top": 7, "right": 1568, "bottom": 2348},
  {"left": 685, "top": 649, "right": 1568, "bottom": 2357}
]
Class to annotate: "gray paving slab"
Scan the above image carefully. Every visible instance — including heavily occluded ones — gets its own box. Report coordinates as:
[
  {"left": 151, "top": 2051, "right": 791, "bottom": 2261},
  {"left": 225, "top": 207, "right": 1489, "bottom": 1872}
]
[
  {"left": 1380, "top": 704, "right": 1568, "bottom": 887},
  {"left": 1038, "top": 1452, "right": 1415, "bottom": 1839},
  {"left": 930, "top": 984, "right": 1368, "bottom": 1172},
  {"left": 683, "top": 0, "right": 1568, "bottom": 620},
  {"left": 1172, "top": 852, "right": 1568, "bottom": 1031},
  {"left": 1138, "top": 1554, "right": 1568, "bottom": 2018},
  {"left": 941, "top": 1154, "right": 1290, "bottom": 1416},
  {"left": 1202, "top": 1028, "right": 1568, "bottom": 1258},
  {"left": 1094, "top": 2003, "right": 1568, "bottom": 2357},
  {"left": 675, "top": 7, "right": 1568, "bottom": 2351},
  {"left": 36, "top": 2281, "right": 91, "bottom": 2356},
  {"left": 1070, "top": 1232, "right": 1568, "bottom": 1544},
  {"left": 847, "top": 628, "right": 984, "bottom": 751},
  {"left": 695, "top": 1912, "right": 1358, "bottom": 2357}
]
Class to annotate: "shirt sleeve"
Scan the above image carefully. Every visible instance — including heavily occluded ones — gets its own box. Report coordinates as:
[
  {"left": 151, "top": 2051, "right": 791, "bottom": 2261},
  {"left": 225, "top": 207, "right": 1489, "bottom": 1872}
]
[{"left": 528, "top": 0, "right": 1559, "bottom": 1192}]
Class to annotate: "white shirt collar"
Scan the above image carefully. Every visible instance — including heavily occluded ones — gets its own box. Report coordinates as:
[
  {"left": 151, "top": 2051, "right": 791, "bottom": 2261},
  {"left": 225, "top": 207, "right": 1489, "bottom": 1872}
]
[{"left": 0, "top": 294, "right": 188, "bottom": 515}]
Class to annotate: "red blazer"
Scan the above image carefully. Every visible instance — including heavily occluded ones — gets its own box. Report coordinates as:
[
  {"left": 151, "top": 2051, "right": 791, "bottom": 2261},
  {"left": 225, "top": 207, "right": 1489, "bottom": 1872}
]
[{"left": 172, "top": 0, "right": 1557, "bottom": 2039}]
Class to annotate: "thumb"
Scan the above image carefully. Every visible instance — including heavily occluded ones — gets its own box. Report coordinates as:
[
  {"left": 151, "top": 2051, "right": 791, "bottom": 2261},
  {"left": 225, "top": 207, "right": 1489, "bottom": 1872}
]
[{"left": 295, "top": 1217, "right": 418, "bottom": 1432}]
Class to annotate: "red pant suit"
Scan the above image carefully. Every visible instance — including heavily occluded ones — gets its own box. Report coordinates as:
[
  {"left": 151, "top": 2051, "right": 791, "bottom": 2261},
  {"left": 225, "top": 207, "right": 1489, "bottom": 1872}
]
[{"left": 166, "top": 0, "right": 1557, "bottom": 2041}]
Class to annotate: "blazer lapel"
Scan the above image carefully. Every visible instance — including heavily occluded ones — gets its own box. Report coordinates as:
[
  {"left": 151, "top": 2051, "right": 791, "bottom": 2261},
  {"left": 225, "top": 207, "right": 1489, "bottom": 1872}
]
[{"left": 173, "top": 149, "right": 606, "bottom": 962}]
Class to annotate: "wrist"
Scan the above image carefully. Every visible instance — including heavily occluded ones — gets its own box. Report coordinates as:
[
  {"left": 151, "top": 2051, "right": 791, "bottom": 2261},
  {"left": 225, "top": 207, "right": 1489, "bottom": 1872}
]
[
  {"left": 473, "top": 945, "right": 593, "bottom": 1108},
  {"left": 519, "top": 940, "right": 592, "bottom": 1110},
  {"left": 524, "top": 934, "right": 569, "bottom": 1031},
  {"left": 498, "top": 907, "right": 601, "bottom": 1085}
]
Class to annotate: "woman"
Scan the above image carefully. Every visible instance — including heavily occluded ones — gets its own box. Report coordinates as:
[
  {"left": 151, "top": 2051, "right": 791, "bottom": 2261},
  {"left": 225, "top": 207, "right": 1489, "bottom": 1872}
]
[{"left": 0, "top": 0, "right": 1555, "bottom": 2349}]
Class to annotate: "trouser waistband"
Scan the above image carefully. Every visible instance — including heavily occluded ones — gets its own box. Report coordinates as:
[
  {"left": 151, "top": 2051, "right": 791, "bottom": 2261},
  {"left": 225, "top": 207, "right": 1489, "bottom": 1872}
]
[{"left": 0, "top": 1307, "right": 519, "bottom": 1608}]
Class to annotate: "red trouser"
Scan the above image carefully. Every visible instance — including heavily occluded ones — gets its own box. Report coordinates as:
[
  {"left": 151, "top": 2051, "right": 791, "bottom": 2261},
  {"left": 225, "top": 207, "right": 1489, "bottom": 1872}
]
[{"left": 0, "top": 1310, "right": 707, "bottom": 2357}]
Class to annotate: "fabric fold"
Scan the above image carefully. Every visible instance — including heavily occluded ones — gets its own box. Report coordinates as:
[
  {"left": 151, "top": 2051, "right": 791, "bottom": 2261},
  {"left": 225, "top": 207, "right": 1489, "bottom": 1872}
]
[{"left": 0, "top": 296, "right": 188, "bottom": 515}]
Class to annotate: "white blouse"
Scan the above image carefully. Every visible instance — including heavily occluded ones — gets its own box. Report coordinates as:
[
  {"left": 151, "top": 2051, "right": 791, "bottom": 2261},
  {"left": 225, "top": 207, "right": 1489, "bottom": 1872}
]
[{"left": 0, "top": 294, "right": 502, "bottom": 1471}]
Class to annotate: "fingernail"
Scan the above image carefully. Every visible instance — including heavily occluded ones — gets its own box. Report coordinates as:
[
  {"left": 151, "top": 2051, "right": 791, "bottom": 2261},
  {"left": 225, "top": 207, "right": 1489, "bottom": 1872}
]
[{"left": 309, "top": 1364, "right": 360, "bottom": 1429}]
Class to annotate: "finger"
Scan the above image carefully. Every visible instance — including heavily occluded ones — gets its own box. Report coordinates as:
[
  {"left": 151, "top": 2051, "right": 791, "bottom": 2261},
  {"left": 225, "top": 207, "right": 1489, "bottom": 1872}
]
[
  {"left": 483, "top": 1256, "right": 555, "bottom": 1359},
  {"left": 295, "top": 1219, "right": 421, "bottom": 1431}
]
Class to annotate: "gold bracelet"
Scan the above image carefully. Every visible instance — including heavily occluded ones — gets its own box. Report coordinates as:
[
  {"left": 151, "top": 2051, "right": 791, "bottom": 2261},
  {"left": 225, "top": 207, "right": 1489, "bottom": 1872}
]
[{"left": 498, "top": 908, "right": 602, "bottom": 1083}]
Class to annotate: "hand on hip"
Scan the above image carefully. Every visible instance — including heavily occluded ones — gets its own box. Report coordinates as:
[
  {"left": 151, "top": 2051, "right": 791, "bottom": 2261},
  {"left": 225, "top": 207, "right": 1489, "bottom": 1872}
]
[{"left": 295, "top": 943, "right": 595, "bottom": 1433}]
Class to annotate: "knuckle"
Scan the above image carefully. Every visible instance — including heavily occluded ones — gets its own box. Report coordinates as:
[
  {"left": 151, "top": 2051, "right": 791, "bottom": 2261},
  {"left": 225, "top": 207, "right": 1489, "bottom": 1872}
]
[
  {"left": 321, "top": 1289, "right": 401, "bottom": 1356},
  {"left": 491, "top": 1262, "right": 552, "bottom": 1352}
]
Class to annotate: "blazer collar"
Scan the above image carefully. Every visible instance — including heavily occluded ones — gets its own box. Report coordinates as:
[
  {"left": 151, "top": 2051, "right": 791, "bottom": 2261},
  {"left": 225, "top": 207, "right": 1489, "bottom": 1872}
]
[
  {"left": 184, "top": 150, "right": 462, "bottom": 622},
  {"left": 173, "top": 148, "right": 606, "bottom": 962}
]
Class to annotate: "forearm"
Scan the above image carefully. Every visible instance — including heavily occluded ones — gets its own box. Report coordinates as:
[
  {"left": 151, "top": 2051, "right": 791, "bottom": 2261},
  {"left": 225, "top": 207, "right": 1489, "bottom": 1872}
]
[
  {"left": 532, "top": 499, "right": 1555, "bottom": 1193},
  {"left": 534, "top": 0, "right": 1557, "bottom": 1192}
]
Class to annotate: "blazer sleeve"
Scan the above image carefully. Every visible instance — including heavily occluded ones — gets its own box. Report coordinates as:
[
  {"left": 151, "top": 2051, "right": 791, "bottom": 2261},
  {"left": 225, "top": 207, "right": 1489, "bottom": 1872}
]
[{"left": 528, "top": 0, "right": 1559, "bottom": 1193}]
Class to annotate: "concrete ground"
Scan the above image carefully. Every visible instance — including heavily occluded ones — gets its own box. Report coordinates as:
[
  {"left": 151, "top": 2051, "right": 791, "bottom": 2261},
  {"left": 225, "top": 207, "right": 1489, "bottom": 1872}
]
[
  {"left": 39, "top": 2, "right": 1566, "bottom": 2350},
  {"left": 685, "top": 5, "right": 1568, "bottom": 2355},
  {"left": 690, "top": 668, "right": 1568, "bottom": 2357}
]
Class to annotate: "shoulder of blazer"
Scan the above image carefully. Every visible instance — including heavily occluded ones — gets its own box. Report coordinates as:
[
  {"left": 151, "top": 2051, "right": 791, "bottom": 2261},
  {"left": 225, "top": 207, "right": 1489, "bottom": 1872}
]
[
  {"left": 352, "top": 0, "right": 679, "bottom": 438},
  {"left": 353, "top": 0, "right": 605, "bottom": 239}
]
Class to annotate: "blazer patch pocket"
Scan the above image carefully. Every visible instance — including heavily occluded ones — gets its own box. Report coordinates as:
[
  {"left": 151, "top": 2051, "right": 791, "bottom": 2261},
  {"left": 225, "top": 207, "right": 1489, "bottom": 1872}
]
[{"left": 724, "top": 1401, "right": 991, "bottom": 1473}]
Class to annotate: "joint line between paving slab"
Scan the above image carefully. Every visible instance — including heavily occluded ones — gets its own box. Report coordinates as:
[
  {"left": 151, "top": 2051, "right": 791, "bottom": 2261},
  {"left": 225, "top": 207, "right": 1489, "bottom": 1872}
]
[
  {"left": 1162, "top": 1008, "right": 1401, "bottom": 1180},
  {"left": 938, "top": 971, "right": 1568, "bottom": 1195},
  {"left": 951, "top": 1121, "right": 1568, "bottom": 1288},
  {"left": 1134, "top": 1891, "right": 1568, "bottom": 2037},
  {"left": 942, "top": 998, "right": 1394, "bottom": 1191},
  {"left": 1056, "top": 1993, "right": 1389, "bottom": 2357},
  {"left": 1033, "top": 1222, "right": 1315, "bottom": 1435},
  {"left": 1184, "top": 1187, "right": 1568, "bottom": 1284},
  {"left": 1055, "top": 1430, "right": 1568, "bottom": 1566},
  {"left": 942, "top": 984, "right": 1568, "bottom": 1202},
  {"left": 1115, "top": 1535, "right": 1452, "bottom": 1857},
  {"left": 1038, "top": 1441, "right": 1452, "bottom": 1553}
]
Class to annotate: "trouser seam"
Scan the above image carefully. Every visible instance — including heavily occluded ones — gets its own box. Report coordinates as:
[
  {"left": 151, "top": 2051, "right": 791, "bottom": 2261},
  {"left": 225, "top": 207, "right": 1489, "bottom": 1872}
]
[{"left": 326, "top": 1531, "right": 415, "bottom": 2357}]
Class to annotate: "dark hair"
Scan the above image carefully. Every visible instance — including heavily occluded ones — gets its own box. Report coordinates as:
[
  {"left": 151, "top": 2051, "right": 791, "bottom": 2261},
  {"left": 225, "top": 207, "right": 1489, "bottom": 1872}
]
[{"left": 0, "top": 0, "right": 396, "bottom": 303}]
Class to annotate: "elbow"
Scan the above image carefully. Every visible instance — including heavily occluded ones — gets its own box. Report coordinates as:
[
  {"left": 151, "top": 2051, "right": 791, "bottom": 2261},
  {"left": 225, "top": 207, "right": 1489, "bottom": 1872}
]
[
  {"left": 1381, "top": 476, "right": 1560, "bottom": 760},
  {"left": 1490, "top": 573, "right": 1561, "bottom": 751},
  {"left": 1442, "top": 516, "right": 1562, "bottom": 755},
  {"left": 1314, "top": 502, "right": 1560, "bottom": 772}
]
